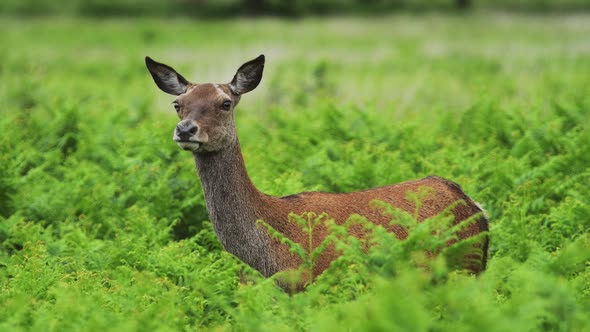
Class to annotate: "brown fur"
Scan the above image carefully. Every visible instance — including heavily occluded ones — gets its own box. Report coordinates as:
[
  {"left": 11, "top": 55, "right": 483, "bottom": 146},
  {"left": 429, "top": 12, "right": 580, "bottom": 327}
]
[
  {"left": 270, "top": 176, "right": 489, "bottom": 276},
  {"left": 145, "top": 55, "right": 489, "bottom": 292}
]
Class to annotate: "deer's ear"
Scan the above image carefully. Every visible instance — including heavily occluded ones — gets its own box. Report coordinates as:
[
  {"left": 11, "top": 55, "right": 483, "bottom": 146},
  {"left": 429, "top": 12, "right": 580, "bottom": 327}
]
[
  {"left": 145, "top": 56, "right": 190, "bottom": 95},
  {"left": 230, "top": 55, "right": 264, "bottom": 95}
]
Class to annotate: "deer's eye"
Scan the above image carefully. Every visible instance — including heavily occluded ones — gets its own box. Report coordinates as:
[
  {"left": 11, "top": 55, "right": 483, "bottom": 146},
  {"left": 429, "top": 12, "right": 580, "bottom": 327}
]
[
  {"left": 172, "top": 101, "right": 180, "bottom": 112},
  {"left": 222, "top": 100, "right": 231, "bottom": 111}
]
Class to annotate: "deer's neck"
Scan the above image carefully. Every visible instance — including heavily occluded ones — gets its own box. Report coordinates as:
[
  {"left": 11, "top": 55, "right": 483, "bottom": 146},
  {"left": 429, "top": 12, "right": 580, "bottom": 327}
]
[{"left": 193, "top": 139, "right": 279, "bottom": 276}]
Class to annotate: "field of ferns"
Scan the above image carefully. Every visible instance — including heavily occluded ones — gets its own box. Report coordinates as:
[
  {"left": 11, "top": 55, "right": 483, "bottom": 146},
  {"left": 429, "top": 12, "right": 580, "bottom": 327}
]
[{"left": 1, "top": 13, "right": 589, "bottom": 331}]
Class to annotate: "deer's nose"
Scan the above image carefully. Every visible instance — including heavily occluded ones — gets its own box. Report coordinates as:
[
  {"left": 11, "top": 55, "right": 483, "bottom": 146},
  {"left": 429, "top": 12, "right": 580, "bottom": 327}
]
[{"left": 176, "top": 121, "right": 198, "bottom": 141}]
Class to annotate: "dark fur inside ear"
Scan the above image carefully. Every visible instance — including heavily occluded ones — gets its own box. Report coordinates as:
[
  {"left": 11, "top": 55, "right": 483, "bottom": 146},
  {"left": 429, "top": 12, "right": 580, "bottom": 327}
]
[
  {"left": 145, "top": 56, "right": 190, "bottom": 95},
  {"left": 230, "top": 55, "right": 265, "bottom": 95}
]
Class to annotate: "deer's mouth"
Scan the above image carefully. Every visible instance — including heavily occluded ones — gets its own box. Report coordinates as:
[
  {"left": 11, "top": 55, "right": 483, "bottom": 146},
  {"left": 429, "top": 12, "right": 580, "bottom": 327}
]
[{"left": 175, "top": 140, "right": 201, "bottom": 151}]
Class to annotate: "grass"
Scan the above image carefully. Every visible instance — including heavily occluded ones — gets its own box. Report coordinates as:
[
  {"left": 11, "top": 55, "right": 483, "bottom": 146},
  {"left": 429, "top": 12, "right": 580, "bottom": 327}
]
[{"left": 1, "top": 12, "right": 589, "bottom": 331}]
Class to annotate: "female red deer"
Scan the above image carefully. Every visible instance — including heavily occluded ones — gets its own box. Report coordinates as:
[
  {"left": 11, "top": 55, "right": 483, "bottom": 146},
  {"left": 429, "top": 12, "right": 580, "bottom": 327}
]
[{"left": 145, "top": 55, "right": 489, "bottom": 290}]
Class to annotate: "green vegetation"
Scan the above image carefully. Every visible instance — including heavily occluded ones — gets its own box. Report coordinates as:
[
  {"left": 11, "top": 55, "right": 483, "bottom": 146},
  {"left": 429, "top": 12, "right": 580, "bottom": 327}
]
[{"left": 1, "top": 13, "right": 589, "bottom": 331}]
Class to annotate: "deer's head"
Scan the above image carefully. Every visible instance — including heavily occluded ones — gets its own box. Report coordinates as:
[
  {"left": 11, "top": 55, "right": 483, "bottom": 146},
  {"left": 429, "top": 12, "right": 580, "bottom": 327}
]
[{"left": 145, "top": 55, "right": 264, "bottom": 153}]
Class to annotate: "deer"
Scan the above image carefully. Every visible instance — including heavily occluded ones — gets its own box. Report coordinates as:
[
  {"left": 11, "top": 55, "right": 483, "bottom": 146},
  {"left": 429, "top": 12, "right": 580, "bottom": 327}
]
[{"left": 145, "top": 54, "right": 489, "bottom": 291}]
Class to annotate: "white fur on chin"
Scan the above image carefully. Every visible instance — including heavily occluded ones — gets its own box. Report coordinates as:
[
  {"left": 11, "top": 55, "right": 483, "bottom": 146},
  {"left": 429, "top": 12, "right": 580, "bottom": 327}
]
[{"left": 176, "top": 141, "right": 200, "bottom": 151}]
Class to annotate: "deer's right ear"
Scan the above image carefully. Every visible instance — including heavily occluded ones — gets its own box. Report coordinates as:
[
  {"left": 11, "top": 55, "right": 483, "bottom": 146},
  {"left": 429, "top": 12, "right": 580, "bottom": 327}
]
[{"left": 145, "top": 56, "right": 190, "bottom": 96}]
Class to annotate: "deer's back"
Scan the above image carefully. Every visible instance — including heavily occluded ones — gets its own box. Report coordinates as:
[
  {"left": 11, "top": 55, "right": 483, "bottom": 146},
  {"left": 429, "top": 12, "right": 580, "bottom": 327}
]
[{"left": 263, "top": 176, "right": 489, "bottom": 279}]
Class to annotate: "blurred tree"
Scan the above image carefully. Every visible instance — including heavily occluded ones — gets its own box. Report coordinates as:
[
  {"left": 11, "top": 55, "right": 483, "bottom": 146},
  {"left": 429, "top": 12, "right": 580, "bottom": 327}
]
[
  {"left": 456, "top": 0, "right": 472, "bottom": 8},
  {"left": 3, "top": 0, "right": 590, "bottom": 17},
  {"left": 245, "top": 0, "right": 265, "bottom": 14}
]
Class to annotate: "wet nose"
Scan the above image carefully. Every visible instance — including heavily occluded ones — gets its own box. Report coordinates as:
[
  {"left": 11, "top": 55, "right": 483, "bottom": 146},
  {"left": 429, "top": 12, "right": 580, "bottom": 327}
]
[{"left": 176, "top": 121, "right": 198, "bottom": 141}]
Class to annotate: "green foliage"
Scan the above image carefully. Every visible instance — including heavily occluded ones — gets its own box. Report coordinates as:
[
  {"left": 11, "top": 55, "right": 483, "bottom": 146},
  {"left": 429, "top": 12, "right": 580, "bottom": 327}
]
[{"left": 1, "top": 13, "right": 590, "bottom": 331}]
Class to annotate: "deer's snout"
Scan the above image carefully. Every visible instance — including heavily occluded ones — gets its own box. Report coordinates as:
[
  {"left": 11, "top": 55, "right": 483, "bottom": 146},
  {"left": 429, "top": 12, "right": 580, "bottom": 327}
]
[{"left": 175, "top": 120, "right": 198, "bottom": 141}]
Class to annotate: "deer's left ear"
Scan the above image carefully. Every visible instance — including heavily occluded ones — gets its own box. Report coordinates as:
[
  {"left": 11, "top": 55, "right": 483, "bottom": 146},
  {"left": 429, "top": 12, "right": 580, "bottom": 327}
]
[
  {"left": 230, "top": 55, "right": 265, "bottom": 95},
  {"left": 145, "top": 56, "right": 190, "bottom": 96}
]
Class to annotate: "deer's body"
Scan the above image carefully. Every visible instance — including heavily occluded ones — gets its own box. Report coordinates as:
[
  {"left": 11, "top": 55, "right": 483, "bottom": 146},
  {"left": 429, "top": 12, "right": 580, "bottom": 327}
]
[{"left": 145, "top": 55, "right": 489, "bottom": 290}]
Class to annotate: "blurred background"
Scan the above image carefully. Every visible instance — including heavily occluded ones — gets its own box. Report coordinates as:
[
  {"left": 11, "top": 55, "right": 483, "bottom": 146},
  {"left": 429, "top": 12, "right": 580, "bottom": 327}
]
[{"left": 1, "top": 0, "right": 590, "bottom": 16}]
